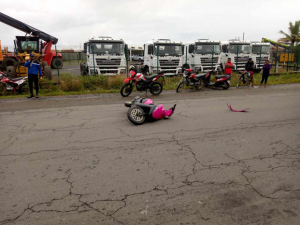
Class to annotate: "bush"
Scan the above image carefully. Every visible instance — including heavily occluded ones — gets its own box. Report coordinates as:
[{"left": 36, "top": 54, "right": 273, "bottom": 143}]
[
  {"left": 60, "top": 74, "right": 83, "bottom": 92},
  {"left": 107, "top": 75, "right": 126, "bottom": 89}
]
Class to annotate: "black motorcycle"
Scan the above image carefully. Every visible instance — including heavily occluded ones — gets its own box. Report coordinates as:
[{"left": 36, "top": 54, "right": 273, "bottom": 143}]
[{"left": 176, "top": 69, "right": 206, "bottom": 92}]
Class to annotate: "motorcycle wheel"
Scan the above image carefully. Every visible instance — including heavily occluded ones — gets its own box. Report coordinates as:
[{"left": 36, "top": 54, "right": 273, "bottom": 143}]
[
  {"left": 149, "top": 82, "right": 163, "bottom": 95},
  {"left": 127, "top": 106, "right": 145, "bottom": 125},
  {"left": 17, "top": 86, "right": 23, "bottom": 94},
  {"left": 176, "top": 81, "right": 184, "bottom": 93},
  {"left": 120, "top": 83, "right": 133, "bottom": 97},
  {"left": 237, "top": 77, "right": 242, "bottom": 88},
  {"left": 195, "top": 79, "right": 203, "bottom": 90},
  {"left": 222, "top": 81, "right": 229, "bottom": 90}
]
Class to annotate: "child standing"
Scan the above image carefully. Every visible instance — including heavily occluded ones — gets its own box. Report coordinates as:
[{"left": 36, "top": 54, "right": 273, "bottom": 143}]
[{"left": 260, "top": 60, "right": 271, "bottom": 87}]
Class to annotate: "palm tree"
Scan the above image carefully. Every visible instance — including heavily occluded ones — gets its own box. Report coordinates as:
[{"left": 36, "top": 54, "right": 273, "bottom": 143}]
[{"left": 279, "top": 21, "right": 300, "bottom": 46}]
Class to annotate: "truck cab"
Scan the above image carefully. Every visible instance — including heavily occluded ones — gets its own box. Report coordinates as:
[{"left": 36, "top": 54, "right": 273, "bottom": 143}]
[
  {"left": 183, "top": 39, "right": 221, "bottom": 72},
  {"left": 220, "top": 40, "right": 251, "bottom": 71},
  {"left": 81, "top": 36, "right": 127, "bottom": 75},
  {"left": 251, "top": 42, "right": 271, "bottom": 69},
  {"left": 143, "top": 39, "right": 183, "bottom": 76}
]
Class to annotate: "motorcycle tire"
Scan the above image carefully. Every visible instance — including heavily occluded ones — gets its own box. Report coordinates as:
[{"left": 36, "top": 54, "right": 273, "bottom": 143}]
[
  {"left": 222, "top": 81, "right": 229, "bottom": 90},
  {"left": 195, "top": 79, "right": 203, "bottom": 90},
  {"left": 237, "top": 77, "right": 241, "bottom": 88},
  {"left": 149, "top": 82, "right": 163, "bottom": 95},
  {"left": 176, "top": 81, "right": 184, "bottom": 93},
  {"left": 17, "top": 87, "right": 23, "bottom": 94},
  {"left": 120, "top": 83, "right": 133, "bottom": 97},
  {"left": 127, "top": 106, "right": 145, "bottom": 125}
]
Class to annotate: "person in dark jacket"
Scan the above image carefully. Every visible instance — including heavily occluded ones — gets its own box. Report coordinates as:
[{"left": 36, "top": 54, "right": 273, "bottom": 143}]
[
  {"left": 24, "top": 53, "right": 42, "bottom": 98},
  {"left": 245, "top": 58, "right": 254, "bottom": 87},
  {"left": 260, "top": 60, "right": 271, "bottom": 87}
]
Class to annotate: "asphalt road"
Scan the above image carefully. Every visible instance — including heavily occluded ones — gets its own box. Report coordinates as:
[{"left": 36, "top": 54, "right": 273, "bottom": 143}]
[{"left": 1, "top": 84, "right": 300, "bottom": 225}]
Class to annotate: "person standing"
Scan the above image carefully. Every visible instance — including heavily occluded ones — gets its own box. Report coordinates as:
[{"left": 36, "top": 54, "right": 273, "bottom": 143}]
[
  {"left": 24, "top": 53, "right": 42, "bottom": 98},
  {"left": 225, "top": 58, "right": 234, "bottom": 75},
  {"left": 260, "top": 60, "right": 271, "bottom": 87},
  {"left": 245, "top": 58, "right": 254, "bottom": 87}
]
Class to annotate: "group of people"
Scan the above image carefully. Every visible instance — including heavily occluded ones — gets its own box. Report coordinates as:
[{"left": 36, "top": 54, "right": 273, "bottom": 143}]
[{"left": 224, "top": 57, "right": 272, "bottom": 87}]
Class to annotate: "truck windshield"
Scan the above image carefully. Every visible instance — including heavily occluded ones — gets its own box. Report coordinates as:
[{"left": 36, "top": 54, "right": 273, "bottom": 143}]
[
  {"left": 90, "top": 42, "right": 124, "bottom": 54},
  {"left": 154, "top": 44, "right": 182, "bottom": 56},
  {"left": 229, "top": 44, "right": 251, "bottom": 54},
  {"left": 195, "top": 44, "right": 221, "bottom": 54},
  {"left": 19, "top": 40, "right": 38, "bottom": 52},
  {"left": 252, "top": 45, "right": 270, "bottom": 54}
]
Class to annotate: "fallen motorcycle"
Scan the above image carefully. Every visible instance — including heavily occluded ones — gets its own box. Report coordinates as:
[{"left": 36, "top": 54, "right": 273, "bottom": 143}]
[
  {"left": 120, "top": 66, "right": 164, "bottom": 97},
  {"left": 176, "top": 68, "right": 205, "bottom": 92},
  {"left": 125, "top": 96, "right": 176, "bottom": 125},
  {"left": 0, "top": 71, "right": 27, "bottom": 94}
]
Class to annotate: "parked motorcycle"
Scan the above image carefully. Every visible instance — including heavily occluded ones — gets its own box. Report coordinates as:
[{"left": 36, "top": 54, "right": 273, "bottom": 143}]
[
  {"left": 120, "top": 66, "right": 164, "bottom": 97},
  {"left": 176, "top": 68, "right": 205, "bottom": 92},
  {"left": 203, "top": 70, "right": 230, "bottom": 89},
  {"left": 125, "top": 96, "right": 176, "bottom": 125},
  {"left": 0, "top": 71, "right": 27, "bottom": 94}
]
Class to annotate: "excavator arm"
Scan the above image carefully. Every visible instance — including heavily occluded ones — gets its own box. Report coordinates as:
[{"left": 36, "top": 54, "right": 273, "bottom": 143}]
[
  {"left": 261, "top": 38, "right": 289, "bottom": 49},
  {"left": 0, "top": 12, "right": 58, "bottom": 44}
]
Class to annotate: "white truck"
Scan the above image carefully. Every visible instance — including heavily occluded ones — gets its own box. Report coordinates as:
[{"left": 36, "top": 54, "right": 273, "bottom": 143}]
[
  {"left": 80, "top": 36, "right": 127, "bottom": 75},
  {"left": 143, "top": 39, "right": 183, "bottom": 76},
  {"left": 183, "top": 39, "right": 222, "bottom": 72},
  {"left": 250, "top": 42, "right": 271, "bottom": 69},
  {"left": 220, "top": 40, "right": 252, "bottom": 71}
]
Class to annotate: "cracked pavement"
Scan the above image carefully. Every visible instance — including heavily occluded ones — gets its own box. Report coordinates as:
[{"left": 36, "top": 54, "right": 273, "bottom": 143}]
[{"left": 0, "top": 84, "right": 300, "bottom": 225}]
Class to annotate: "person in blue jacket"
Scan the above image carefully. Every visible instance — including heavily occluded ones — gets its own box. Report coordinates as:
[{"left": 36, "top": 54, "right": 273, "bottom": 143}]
[{"left": 24, "top": 53, "right": 42, "bottom": 98}]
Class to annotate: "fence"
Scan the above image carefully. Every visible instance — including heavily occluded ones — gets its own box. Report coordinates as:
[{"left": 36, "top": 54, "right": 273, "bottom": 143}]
[
  {"left": 270, "top": 45, "right": 300, "bottom": 73},
  {"left": 60, "top": 52, "right": 86, "bottom": 63}
]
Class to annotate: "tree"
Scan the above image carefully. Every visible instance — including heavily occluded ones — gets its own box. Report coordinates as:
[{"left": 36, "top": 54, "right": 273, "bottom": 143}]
[{"left": 279, "top": 21, "right": 300, "bottom": 46}]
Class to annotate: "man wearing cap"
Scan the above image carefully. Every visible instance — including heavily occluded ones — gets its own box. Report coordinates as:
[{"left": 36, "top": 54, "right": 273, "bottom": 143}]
[
  {"left": 24, "top": 53, "right": 42, "bottom": 98},
  {"left": 245, "top": 58, "right": 254, "bottom": 87}
]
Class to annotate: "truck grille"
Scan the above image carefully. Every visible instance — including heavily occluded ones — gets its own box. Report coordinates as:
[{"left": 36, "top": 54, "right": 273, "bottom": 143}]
[
  {"left": 255, "top": 57, "right": 268, "bottom": 66},
  {"left": 100, "top": 70, "right": 118, "bottom": 74},
  {"left": 200, "top": 57, "right": 219, "bottom": 68},
  {"left": 159, "top": 59, "right": 180, "bottom": 66},
  {"left": 234, "top": 56, "right": 249, "bottom": 68},
  {"left": 96, "top": 58, "right": 121, "bottom": 65}
]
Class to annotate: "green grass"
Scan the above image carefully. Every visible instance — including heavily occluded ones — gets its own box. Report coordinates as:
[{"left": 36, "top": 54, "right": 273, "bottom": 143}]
[{"left": 1, "top": 73, "right": 300, "bottom": 98}]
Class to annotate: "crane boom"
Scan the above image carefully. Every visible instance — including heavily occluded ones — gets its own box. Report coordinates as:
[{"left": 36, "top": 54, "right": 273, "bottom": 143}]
[
  {"left": 261, "top": 38, "right": 289, "bottom": 49},
  {"left": 0, "top": 12, "right": 58, "bottom": 44}
]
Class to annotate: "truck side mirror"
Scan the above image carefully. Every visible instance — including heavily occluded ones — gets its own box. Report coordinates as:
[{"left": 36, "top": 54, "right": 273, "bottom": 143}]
[
  {"left": 84, "top": 43, "right": 87, "bottom": 53},
  {"left": 148, "top": 45, "right": 153, "bottom": 55},
  {"left": 188, "top": 45, "right": 194, "bottom": 54}
]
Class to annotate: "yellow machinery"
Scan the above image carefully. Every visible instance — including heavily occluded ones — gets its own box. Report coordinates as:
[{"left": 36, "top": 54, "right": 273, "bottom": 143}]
[
  {"left": 0, "top": 12, "right": 60, "bottom": 79},
  {"left": 0, "top": 40, "right": 3, "bottom": 62},
  {"left": 279, "top": 53, "right": 294, "bottom": 63}
]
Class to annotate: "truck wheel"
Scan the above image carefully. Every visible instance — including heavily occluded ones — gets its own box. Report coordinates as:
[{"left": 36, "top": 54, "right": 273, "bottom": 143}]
[
  {"left": 80, "top": 63, "right": 86, "bottom": 76},
  {"left": 51, "top": 58, "right": 63, "bottom": 69},
  {"left": 3, "top": 58, "right": 17, "bottom": 70},
  {"left": 6, "top": 66, "right": 16, "bottom": 78},
  {"left": 44, "top": 66, "right": 52, "bottom": 80},
  {"left": 217, "top": 67, "right": 222, "bottom": 75}
]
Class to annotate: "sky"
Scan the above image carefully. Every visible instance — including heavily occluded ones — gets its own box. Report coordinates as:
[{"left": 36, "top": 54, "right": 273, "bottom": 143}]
[{"left": 0, "top": 0, "right": 299, "bottom": 51}]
